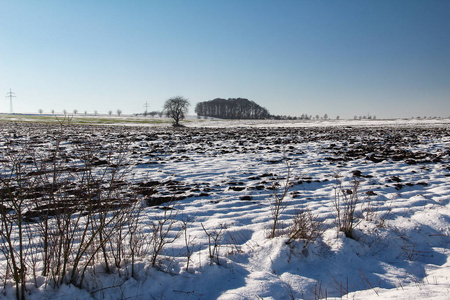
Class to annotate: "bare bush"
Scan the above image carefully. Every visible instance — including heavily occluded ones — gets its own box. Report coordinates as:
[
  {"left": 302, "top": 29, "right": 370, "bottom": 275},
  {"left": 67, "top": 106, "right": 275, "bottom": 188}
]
[
  {"left": 201, "top": 223, "right": 226, "bottom": 265},
  {"left": 286, "top": 208, "right": 325, "bottom": 247},
  {"left": 269, "top": 159, "right": 292, "bottom": 239},
  {"left": 181, "top": 217, "right": 196, "bottom": 272},
  {"left": 0, "top": 146, "right": 32, "bottom": 300},
  {"left": 149, "top": 203, "right": 179, "bottom": 268},
  {"left": 124, "top": 203, "right": 147, "bottom": 278},
  {"left": 0, "top": 122, "right": 147, "bottom": 297},
  {"left": 333, "top": 177, "right": 363, "bottom": 239},
  {"left": 312, "top": 280, "right": 328, "bottom": 299},
  {"left": 67, "top": 136, "right": 135, "bottom": 287}
]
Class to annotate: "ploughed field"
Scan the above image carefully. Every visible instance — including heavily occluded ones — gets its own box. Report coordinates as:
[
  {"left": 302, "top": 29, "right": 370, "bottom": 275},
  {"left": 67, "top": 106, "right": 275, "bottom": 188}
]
[
  {"left": 1, "top": 123, "right": 448, "bottom": 218},
  {"left": 1, "top": 121, "right": 450, "bottom": 299}
]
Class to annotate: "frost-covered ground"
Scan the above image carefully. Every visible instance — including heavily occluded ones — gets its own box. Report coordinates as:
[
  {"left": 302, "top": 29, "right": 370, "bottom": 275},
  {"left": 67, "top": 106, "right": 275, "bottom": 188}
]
[{"left": 1, "top": 119, "right": 449, "bottom": 299}]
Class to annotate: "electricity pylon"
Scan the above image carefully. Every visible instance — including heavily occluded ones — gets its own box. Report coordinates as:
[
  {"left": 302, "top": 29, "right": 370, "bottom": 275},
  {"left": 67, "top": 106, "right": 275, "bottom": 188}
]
[
  {"left": 5, "top": 89, "right": 16, "bottom": 113},
  {"left": 144, "top": 101, "right": 149, "bottom": 116}
]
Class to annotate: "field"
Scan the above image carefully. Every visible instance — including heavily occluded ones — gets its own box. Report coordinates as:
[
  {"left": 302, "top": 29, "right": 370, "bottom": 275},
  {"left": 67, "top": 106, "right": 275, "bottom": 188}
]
[{"left": 0, "top": 118, "right": 449, "bottom": 299}]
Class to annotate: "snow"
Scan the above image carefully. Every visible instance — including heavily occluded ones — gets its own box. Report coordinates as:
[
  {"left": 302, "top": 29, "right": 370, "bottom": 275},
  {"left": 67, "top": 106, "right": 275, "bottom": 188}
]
[{"left": 1, "top": 118, "right": 450, "bottom": 299}]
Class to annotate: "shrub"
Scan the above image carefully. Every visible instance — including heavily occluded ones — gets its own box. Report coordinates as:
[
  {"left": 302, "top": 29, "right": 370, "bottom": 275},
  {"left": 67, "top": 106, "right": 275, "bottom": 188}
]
[
  {"left": 333, "top": 177, "right": 363, "bottom": 239},
  {"left": 269, "top": 159, "right": 292, "bottom": 239},
  {"left": 286, "top": 208, "right": 325, "bottom": 247}
]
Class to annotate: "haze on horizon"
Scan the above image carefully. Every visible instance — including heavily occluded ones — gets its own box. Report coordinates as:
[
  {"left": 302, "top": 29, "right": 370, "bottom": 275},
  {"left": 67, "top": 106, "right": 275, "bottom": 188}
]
[{"left": 1, "top": 1, "right": 449, "bottom": 119}]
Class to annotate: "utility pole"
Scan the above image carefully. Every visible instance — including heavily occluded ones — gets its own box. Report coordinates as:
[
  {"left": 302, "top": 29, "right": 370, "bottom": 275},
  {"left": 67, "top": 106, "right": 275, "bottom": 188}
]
[{"left": 5, "top": 89, "right": 16, "bottom": 113}]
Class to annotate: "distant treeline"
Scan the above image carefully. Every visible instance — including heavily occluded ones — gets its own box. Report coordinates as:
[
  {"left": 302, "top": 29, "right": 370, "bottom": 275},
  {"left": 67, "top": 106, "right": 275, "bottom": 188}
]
[{"left": 195, "top": 98, "right": 270, "bottom": 119}]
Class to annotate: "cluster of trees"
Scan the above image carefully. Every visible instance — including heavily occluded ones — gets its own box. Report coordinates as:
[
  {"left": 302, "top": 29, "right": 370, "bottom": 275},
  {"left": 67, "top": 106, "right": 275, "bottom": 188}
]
[
  {"left": 143, "top": 111, "right": 162, "bottom": 117},
  {"left": 272, "top": 114, "right": 330, "bottom": 120},
  {"left": 38, "top": 109, "right": 123, "bottom": 116},
  {"left": 354, "top": 115, "right": 377, "bottom": 120},
  {"left": 195, "top": 98, "right": 270, "bottom": 119}
]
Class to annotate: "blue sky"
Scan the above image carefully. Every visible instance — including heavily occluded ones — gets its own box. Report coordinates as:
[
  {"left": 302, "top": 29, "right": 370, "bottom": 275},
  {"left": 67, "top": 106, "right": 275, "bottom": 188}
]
[{"left": 1, "top": 1, "right": 449, "bottom": 119}]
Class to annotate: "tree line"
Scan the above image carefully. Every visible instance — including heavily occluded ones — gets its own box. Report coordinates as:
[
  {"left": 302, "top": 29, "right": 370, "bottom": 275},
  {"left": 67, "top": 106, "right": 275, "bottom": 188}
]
[{"left": 195, "top": 98, "right": 270, "bottom": 119}]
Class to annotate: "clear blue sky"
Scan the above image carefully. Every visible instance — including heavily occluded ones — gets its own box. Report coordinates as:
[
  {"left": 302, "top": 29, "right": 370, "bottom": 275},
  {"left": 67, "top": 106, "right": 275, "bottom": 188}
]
[{"left": 1, "top": 1, "right": 449, "bottom": 119}]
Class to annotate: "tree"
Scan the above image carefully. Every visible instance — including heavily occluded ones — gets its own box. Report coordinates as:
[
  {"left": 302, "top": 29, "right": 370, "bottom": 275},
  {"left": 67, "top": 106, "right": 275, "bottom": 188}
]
[
  {"left": 38, "top": 108, "right": 43, "bottom": 114},
  {"left": 163, "top": 96, "right": 190, "bottom": 126},
  {"left": 117, "top": 109, "right": 122, "bottom": 116},
  {"left": 108, "top": 110, "right": 112, "bottom": 116}
]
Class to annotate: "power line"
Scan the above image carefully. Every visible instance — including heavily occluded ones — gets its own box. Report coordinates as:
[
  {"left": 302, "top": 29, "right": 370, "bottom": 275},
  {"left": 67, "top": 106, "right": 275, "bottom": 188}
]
[{"left": 5, "top": 89, "right": 16, "bottom": 113}]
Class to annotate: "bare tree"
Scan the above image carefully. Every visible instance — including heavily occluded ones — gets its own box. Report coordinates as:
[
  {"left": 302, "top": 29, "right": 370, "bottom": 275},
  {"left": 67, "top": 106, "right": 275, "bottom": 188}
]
[{"left": 163, "top": 96, "right": 190, "bottom": 126}]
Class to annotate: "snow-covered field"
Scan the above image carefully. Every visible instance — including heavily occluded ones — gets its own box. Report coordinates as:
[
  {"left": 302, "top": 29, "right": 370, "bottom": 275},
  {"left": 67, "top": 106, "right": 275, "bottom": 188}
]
[{"left": 1, "top": 119, "right": 449, "bottom": 299}]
